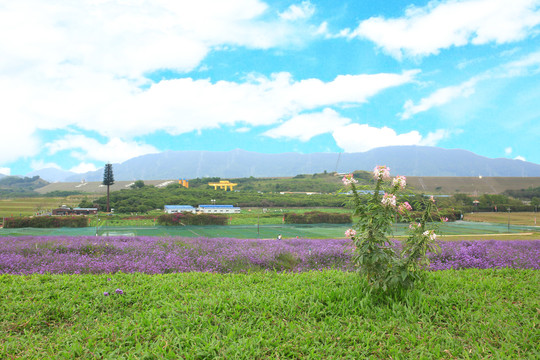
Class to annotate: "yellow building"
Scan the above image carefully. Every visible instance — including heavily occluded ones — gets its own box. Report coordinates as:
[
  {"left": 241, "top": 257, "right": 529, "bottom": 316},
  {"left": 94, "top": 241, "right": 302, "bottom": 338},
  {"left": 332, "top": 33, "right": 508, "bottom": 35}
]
[
  {"left": 178, "top": 179, "right": 189, "bottom": 188},
  {"left": 208, "top": 180, "right": 237, "bottom": 191}
]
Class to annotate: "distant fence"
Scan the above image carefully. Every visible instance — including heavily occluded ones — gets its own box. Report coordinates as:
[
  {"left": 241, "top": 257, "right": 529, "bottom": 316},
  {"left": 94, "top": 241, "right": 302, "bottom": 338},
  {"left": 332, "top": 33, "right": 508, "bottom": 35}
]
[{"left": 1, "top": 222, "right": 539, "bottom": 238}]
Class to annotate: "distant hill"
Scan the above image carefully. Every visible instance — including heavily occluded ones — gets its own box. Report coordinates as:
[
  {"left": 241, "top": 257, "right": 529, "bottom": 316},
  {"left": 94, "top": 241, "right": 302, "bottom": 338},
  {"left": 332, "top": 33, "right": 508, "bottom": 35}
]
[
  {"left": 63, "top": 146, "right": 540, "bottom": 182},
  {"left": 0, "top": 175, "right": 49, "bottom": 197}
]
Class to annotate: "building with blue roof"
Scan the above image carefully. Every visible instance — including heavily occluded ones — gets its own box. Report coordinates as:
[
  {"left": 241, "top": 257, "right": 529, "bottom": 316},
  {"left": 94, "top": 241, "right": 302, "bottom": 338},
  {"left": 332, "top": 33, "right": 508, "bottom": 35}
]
[{"left": 164, "top": 205, "right": 196, "bottom": 214}]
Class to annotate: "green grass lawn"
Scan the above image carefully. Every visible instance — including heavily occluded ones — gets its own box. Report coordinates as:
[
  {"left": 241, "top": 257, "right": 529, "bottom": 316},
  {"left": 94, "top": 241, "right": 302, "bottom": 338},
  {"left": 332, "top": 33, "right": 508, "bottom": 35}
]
[{"left": 1, "top": 269, "right": 538, "bottom": 359}]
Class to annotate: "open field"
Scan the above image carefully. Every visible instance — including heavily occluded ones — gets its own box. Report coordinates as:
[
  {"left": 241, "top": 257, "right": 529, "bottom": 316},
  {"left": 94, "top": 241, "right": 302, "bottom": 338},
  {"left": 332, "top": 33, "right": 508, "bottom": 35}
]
[
  {"left": 33, "top": 179, "right": 179, "bottom": 195},
  {"left": 465, "top": 211, "right": 539, "bottom": 226},
  {"left": 1, "top": 236, "right": 539, "bottom": 359},
  {"left": 0, "top": 197, "right": 83, "bottom": 218}
]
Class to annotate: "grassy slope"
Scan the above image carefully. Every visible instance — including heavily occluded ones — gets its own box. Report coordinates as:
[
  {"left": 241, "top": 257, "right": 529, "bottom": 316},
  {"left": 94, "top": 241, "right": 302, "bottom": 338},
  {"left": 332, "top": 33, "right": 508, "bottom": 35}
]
[
  {"left": 465, "top": 212, "right": 540, "bottom": 226},
  {"left": 1, "top": 270, "right": 538, "bottom": 359}
]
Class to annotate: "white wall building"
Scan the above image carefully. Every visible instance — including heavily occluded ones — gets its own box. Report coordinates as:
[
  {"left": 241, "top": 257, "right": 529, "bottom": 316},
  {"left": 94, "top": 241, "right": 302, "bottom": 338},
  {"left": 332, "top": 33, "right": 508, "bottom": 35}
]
[
  {"left": 197, "top": 205, "right": 241, "bottom": 214},
  {"left": 164, "top": 205, "right": 196, "bottom": 214}
]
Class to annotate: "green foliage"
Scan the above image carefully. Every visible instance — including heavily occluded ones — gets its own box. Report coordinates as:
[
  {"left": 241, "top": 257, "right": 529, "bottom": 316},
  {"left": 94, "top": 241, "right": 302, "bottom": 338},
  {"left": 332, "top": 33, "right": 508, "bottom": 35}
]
[
  {"left": 347, "top": 170, "right": 440, "bottom": 293},
  {"left": 284, "top": 211, "right": 351, "bottom": 224},
  {"left": 78, "top": 197, "right": 95, "bottom": 208},
  {"left": 1, "top": 270, "right": 538, "bottom": 358},
  {"left": 131, "top": 180, "right": 145, "bottom": 189},
  {"left": 4, "top": 216, "right": 88, "bottom": 228},
  {"left": 157, "top": 212, "right": 228, "bottom": 225},
  {"left": 504, "top": 186, "right": 540, "bottom": 200},
  {"left": 92, "top": 185, "right": 348, "bottom": 213}
]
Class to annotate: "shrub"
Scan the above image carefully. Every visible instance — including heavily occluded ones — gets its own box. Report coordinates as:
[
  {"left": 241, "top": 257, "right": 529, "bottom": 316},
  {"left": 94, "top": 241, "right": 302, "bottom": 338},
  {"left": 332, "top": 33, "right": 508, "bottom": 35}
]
[
  {"left": 344, "top": 169, "right": 440, "bottom": 294},
  {"left": 284, "top": 211, "right": 351, "bottom": 224},
  {"left": 4, "top": 216, "right": 88, "bottom": 228},
  {"left": 157, "top": 212, "right": 228, "bottom": 226}
]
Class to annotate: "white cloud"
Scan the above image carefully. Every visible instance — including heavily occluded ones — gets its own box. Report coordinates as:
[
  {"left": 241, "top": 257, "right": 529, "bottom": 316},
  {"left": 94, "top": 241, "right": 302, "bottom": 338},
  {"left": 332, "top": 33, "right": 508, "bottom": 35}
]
[
  {"left": 12, "top": 70, "right": 415, "bottom": 140},
  {"left": 46, "top": 135, "right": 159, "bottom": 164},
  {"left": 0, "top": 167, "right": 10, "bottom": 176},
  {"left": 0, "top": 121, "right": 40, "bottom": 164},
  {"left": 70, "top": 162, "right": 98, "bottom": 174},
  {"left": 401, "top": 78, "right": 479, "bottom": 119},
  {"left": 350, "top": 0, "right": 540, "bottom": 59},
  {"left": 0, "top": 0, "right": 307, "bottom": 78},
  {"left": 279, "top": 1, "right": 315, "bottom": 21},
  {"left": 264, "top": 108, "right": 351, "bottom": 141},
  {"left": 401, "top": 50, "right": 540, "bottom": 119},
  {"left": 419, "top": 129, "right": 453, "bottom": 146},
  {"left": 505, "top": 147, "right": 513, "bottom": 154},
  {"left": 332, "top": 124, "right": 425, "bottom": 152},
  {"left": 0, "top": 0, "right": 423, "bottom": 169},
  {"left": 30, "top": 160, "right": 61, "bottom": 171}
]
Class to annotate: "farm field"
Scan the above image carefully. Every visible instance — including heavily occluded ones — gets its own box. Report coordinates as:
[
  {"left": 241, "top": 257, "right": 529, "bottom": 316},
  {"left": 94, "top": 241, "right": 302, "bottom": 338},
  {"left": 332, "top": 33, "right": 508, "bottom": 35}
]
[
  {"left": 1, "top": 235, "right": 539, "bottom": 358},
  {"left": 465, "top": 211, "right": 539, "bottom": 226},
  {"left": 0, "top": 197, "right": 82, "bottom": 218}
]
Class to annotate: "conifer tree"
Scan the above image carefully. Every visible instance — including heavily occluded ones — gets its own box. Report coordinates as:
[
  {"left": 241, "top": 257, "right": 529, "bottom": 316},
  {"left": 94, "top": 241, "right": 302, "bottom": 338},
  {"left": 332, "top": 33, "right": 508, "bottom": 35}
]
[{"left": 102, "top": 163, "right": 115, "bottom": 212}]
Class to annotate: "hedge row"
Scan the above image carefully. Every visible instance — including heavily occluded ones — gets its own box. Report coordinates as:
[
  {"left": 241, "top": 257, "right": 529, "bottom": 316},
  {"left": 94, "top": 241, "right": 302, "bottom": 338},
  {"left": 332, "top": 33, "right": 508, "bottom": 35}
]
[
  {"left": 284, "top": 211, "right": 352, "bottom": 224},
  {"left": 157, "top": 213, "right": 228, "bottom": 226},
  {"left": 4, "top": 216, "right": 89, "bottom": 228}
]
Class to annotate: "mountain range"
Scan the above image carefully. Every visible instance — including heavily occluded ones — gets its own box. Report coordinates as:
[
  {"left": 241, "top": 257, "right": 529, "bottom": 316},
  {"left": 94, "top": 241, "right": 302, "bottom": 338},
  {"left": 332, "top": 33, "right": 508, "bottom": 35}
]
[{"left": 26, "top": 146, "right": 540, "bottom": 182}]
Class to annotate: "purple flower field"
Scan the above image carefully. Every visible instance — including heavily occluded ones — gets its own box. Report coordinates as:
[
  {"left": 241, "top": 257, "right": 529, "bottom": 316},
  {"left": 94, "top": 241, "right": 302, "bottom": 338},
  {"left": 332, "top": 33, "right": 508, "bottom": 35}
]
[{"left": 0, "top": 236, "right": 538, "bottom": 275}]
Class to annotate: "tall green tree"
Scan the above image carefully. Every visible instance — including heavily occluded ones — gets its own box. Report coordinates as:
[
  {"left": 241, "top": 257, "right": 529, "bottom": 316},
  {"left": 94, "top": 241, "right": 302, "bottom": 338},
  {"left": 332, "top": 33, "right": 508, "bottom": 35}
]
[{"left": 102, "top": 163, "right": 115, "bottom": 212}]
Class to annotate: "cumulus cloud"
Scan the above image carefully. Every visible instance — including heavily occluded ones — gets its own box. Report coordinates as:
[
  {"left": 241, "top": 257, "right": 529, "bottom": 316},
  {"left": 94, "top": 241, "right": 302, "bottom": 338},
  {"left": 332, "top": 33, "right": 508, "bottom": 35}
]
[
  {"left": 46, "top": 135, "right": 159, "bottom": 164},
  {"left": 0, "top": 0, "right": 308, "bottom": 78},
  {"left": 0, "top": 167, "right": 10, "bottom": 176},
  {"left": 263, "top": 108, "right": 351, "bottom": 141},
  {"left": 505, "top": 147, "right": 513, "bottom": 155},
  {"left": 70, "top": 162, "right": 99, "bottom": 174},
  {"left": 279, "top": 1, "right": 315, "bottom": 21},
  {"left": 333, "top": 124, "right": 425, "bottom": 152},
  {"left": 350, "top": 0, "right": 540, "bottom": 59}
]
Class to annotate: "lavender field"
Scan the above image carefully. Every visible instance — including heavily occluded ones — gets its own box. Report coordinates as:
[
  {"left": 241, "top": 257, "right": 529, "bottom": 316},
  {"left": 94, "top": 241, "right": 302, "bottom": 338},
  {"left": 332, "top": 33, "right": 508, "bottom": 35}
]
[{"left": 1, "top": 236, "right": 539, "bottom": 274}]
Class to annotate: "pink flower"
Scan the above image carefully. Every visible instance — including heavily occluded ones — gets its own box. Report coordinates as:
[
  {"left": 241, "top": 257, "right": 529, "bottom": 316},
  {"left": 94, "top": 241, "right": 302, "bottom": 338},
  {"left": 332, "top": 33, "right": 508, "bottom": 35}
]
[
  {"left": 441, "top": 217, "right": 449, "bottom": 222},
  {"left": 381, "top": 193, "right": 396, "bottom": 207},
  {"left": 345, "top": 228, "right": 356, "bottom": 238},
  {"left": 392, "top": 175, "right": 406, "bottom": 190},
  {"left": 342, "top": 174, "right": 358, "bottom": 186},
  {"left": 373, "top": 165, "right": 390, "bottom": 180},
  {"left": 398, "top": 201, "right": 412, "bottom": 213},
  {"left": 430, "top": 195, "right": 435, "bottom": 203},
  {"left": 409, "top": 222, "right": 421, "bottom": 229}
]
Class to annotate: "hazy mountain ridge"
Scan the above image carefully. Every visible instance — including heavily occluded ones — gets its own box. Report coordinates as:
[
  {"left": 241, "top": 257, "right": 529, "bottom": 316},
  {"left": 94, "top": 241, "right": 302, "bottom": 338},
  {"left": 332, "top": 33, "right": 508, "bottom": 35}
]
[{"left": 51, "top": 146, "right": 540, "bottom": 182}]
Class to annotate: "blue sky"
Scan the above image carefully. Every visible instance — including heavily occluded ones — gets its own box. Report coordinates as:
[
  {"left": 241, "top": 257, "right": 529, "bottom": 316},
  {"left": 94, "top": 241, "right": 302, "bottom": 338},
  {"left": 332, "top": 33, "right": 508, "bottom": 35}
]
[{"left": 1, "top": 0, "right": 539, "bottom": 177}]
